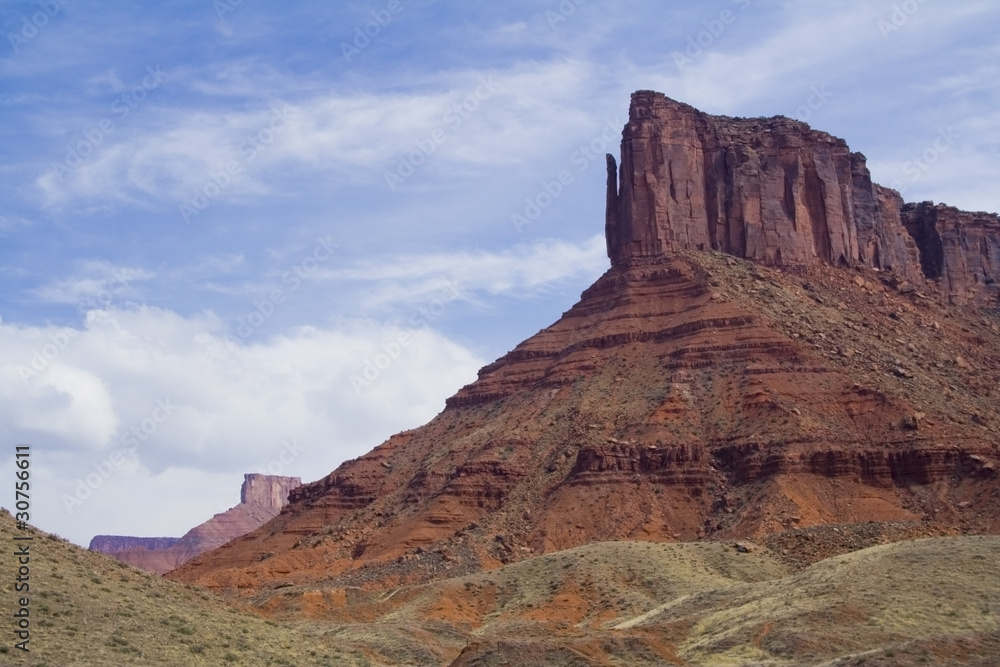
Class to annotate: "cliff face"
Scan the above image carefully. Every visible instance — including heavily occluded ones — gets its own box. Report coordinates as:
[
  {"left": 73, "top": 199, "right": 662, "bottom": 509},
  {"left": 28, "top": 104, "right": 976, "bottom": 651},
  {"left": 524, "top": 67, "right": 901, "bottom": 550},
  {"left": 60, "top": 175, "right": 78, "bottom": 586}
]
[
  {"left": 241, "top": 474, "right": 302, "bottom": 513},
  {"left": 901, "top": 202, "right": 1000, "bottom": 304},
  {"left": 90, "top": 473, "right": 300, "bottom": 574},
  {"left": 607, "top": 91, "right": 997, "bottom": 305}
]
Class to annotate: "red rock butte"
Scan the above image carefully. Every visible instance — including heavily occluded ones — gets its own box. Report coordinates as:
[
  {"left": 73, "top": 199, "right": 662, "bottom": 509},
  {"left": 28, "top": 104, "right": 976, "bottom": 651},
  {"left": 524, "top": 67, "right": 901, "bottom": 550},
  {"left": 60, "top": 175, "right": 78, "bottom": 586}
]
[
  {"left": 168, "top": 92, "right": 1000, "bottom": 607},
  {"left": 607, "top": 91, "right": 999, "bottom": 304}
]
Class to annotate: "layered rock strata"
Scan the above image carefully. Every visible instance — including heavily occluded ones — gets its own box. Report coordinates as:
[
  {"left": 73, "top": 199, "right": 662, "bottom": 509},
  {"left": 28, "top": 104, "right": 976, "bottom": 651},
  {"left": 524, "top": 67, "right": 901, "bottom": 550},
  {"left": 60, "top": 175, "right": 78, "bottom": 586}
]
[{"left": 169, "top": 253, "right": 998, "bottom": 596}]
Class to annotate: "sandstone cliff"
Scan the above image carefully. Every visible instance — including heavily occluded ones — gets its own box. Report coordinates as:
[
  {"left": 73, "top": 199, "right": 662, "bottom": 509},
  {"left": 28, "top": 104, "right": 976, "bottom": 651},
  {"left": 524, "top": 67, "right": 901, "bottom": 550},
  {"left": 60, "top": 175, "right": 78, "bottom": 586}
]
[
  {"left": 91, "top": 473, "right": 300, "bottom": 574},
  {"left": 901, "top": 201, "right": 1000, "bottom": 304},
  {"left": 607, "top": 91, "right": 998, "bottom": 305}
]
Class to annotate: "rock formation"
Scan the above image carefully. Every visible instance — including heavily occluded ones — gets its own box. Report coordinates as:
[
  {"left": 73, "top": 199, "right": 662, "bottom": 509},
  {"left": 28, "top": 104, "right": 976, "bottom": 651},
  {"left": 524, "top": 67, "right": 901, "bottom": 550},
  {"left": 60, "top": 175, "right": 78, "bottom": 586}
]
[
  {"left": 901, "top": 201, "right": 1000, "bottom": 304},
  {"left": 167, "top": 93, "right": 999, "bottom": 613},
  {"left": 607, "top": 91, "right": 999, "bottom": 305},
  {"left": 90, "top": 473, "right": 300, "bottom": 574}
]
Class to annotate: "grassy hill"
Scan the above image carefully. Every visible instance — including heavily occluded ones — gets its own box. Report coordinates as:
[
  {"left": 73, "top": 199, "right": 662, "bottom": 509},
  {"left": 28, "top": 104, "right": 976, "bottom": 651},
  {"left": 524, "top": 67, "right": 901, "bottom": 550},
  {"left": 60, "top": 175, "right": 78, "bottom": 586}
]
[{"left": 0, "top": 509, "right": 378, "bottom": 666}]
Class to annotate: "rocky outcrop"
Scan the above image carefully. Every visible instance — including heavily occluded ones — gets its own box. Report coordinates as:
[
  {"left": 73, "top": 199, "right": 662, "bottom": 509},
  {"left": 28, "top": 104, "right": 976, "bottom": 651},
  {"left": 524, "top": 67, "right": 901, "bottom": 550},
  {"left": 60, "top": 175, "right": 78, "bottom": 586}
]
[
  {"left": 607, "top": 91, "right": 998, "bottom": 305},
  {"left": 91, "top": 473, "right": 300, "bottom": 574},
  {"left": 901, "top": 201, "right": 1000, "bottom": 304}
]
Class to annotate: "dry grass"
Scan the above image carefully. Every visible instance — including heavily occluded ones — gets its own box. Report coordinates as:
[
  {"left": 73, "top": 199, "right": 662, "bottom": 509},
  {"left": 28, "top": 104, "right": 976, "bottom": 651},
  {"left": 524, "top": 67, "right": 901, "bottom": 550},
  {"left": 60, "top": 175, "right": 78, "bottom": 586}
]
[
  {"left": 4, "top": 507, "right": 998, "bottom": 666},
  {"left": 0, "top": 510, "right": 382, "bottom": 666},
  {"left": 629, "top": 536, "right": 1000, "bottom": 666}
]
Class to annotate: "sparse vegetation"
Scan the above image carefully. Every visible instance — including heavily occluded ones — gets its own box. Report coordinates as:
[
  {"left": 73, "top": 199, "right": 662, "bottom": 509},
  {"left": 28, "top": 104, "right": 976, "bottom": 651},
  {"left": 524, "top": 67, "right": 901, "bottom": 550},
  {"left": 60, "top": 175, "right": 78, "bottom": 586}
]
[{"left": 0, "top": 510, "right": 376, "bottom": 666}]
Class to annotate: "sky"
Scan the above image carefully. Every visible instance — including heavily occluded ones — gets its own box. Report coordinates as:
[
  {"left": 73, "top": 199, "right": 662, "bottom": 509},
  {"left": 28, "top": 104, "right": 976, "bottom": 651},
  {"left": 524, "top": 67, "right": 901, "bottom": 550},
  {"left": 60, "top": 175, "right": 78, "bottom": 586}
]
[{"left": 1, "top": 0, "right": 998, "bottom": 547}]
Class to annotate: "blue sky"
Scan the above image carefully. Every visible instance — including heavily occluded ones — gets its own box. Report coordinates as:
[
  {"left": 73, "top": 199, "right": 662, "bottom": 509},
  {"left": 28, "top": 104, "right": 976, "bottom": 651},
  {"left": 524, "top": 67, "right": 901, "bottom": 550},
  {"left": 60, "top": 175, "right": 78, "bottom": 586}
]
[{"left": 1, "top": 0, "right": 998, "bottom": 546}]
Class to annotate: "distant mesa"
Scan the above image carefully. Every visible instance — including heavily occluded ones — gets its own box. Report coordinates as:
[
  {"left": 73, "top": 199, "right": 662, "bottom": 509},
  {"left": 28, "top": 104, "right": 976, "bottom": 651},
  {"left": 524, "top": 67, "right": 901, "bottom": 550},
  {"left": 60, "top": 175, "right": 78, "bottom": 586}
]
[{"left": 89, "top": 473, "right": 301, "bottom": 574}]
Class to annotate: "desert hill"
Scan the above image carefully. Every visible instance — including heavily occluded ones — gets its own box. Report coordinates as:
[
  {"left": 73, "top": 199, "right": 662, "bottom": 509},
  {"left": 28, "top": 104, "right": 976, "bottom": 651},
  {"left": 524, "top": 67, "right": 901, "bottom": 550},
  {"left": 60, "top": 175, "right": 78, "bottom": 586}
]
[
  {"left": 0, "top": 508, "right": 370, "bottom": 666},
  {"left": 168, "top": 93, "right": 999, "bottom": 611}
]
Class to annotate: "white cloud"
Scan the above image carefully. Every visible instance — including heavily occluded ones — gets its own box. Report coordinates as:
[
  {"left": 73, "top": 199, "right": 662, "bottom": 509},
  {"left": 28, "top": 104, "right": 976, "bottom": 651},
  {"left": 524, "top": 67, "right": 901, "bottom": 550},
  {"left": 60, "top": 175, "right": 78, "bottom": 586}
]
[
  {"left": 30, "top": 261, "right": 154, "bottom": 305},
  {"left": 34, "top": 59, "right": 604, "bottom": 207},
  {"left": 323, "top": 234, "right": 609, "bottom": 312},
  {"left": 0, "top": 306, "right": 484, "bottom": 546}
]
